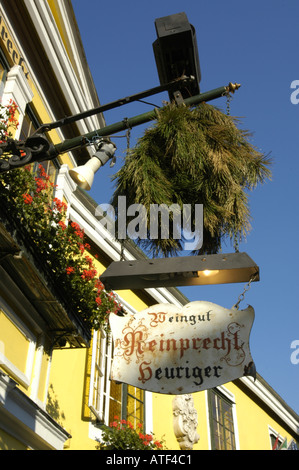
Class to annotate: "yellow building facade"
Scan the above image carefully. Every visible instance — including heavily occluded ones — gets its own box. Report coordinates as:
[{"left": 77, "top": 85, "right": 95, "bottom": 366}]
[{"left": 0, "top": 0, "right": 298, "bottom": 451}]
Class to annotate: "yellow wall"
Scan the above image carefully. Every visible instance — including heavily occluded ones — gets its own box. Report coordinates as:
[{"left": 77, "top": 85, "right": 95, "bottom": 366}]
[
  {"left": 0, "top": 429, "right": 28, "bottom": 450},
  {"left": 227, "top": 381, "right": 294, "bottom": 450},
  {"left": 47, "top": 347, "right": 96, "bottom": 450}
]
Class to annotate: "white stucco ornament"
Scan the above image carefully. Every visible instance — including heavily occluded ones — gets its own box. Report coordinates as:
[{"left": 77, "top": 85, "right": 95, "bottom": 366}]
[
  {"left": 172, "top": 394, "right": 200, "bottom": 450},
  {"left": 109, "top": 301, "right": 256, "bottom": 395}
]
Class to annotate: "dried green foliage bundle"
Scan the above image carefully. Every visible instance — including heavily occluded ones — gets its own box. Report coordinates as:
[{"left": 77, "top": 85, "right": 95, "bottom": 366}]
[{"left": 111, "top": 102, "right": 271, "bottom": 257}]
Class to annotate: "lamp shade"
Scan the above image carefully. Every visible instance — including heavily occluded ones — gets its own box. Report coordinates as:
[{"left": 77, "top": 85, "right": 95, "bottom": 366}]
[{"left": 69, "top": 156, "right": 102, "bottom": 190}]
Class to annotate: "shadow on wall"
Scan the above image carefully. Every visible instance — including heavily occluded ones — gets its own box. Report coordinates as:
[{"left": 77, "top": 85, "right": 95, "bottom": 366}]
[{"left": 46, "top": 383, "right": 66, "bottom": 427}]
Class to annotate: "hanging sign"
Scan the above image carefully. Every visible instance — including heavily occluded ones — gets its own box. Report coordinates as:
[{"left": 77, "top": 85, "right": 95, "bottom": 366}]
[{"left": 109, "top": 301, "right": 256, "bottom": 395}]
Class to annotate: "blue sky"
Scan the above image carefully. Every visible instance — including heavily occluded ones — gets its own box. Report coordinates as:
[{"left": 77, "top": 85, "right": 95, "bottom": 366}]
[{"left": 72, "top": 0, "right": 299, "bottom": 415}]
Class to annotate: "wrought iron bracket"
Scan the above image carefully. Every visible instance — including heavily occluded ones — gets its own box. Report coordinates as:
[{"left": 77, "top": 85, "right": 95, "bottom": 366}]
[
  {"left": 0, "top": 81, "right": 241, "bottom": 174},
  {"left": 0, "top": 134, "right": 58, "bottom": 173},
  {"left": 0, "top": 76, "right": 196, "bottom": 173},
  {"left": 34, "top": 76, "right": 196, "bottom": 134},
  {"left": 49, "top": 329, "right": 87, "bottom": 350}
]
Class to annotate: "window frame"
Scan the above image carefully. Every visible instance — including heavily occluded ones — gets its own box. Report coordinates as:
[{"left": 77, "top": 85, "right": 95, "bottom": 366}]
[
  {"left": 88, "top": 328, "right": 116, "bottom": 423},
  {"left": 88, "top": 327, "right": 145, "bottom": 428},
  {"left": 208, "top": 386, "right": 238, "bottom": 450},
  {"left": 123, "top": 384, "right": 145, "bottom": 429},
  {"left": 268, "top": 426, "right": 284, "bottom": 450}
]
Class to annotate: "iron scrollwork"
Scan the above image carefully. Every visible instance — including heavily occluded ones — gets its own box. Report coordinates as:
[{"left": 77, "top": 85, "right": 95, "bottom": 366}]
[{"left": 0, "top": 134, "right": 57, "bottom": 173}]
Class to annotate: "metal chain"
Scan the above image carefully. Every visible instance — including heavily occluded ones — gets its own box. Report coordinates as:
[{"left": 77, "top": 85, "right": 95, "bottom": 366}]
[
  {"left": 118, "top": 118, "right": 132, "bottom": 262},
  {"left": 226, "top": 92, "right": 240, "bottom": 254},
  {"left": 122, "top": 117, "right": 131, "bottom": 155},
  {"left": 232, "top": 273, "right": 258, "bottom": 310},
  {"left": 120, "top": 241, "right": 125, "bottom": 261},
  {"left": 126, "top": 127, "right": 131, "bottom": 155},
  {"left": 226, "top": 92, "right": 232, "bottom": 116},
  {"left": 233, "top": 232, "right": 240, "bottom": 253}
]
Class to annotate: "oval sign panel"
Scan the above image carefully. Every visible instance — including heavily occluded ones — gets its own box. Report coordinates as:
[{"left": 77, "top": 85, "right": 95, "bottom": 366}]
[{"left": 109, "top": 301, "right": 256, "bottom": 395}]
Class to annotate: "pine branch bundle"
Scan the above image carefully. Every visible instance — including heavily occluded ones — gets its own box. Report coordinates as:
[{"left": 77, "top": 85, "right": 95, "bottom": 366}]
[{"left": 111, "top": 102, "right": 271, "bottom": 257}]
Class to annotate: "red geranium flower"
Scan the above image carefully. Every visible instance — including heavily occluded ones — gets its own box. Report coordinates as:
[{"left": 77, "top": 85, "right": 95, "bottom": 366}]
[
  {"left": 22, "top": 193, "right": 33, "bottom": 205},
  {"left": 66, "top": 266, "right": 75, "bottom": 275},
  {"left": 58, "top": 220, "right": 67, "bottom": 230},
  {"left": 53, "top": 197, "right": 67, "bottom": 212}
]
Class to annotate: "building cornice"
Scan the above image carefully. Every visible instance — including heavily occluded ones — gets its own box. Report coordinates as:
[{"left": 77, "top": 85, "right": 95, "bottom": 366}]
[{"left": 22, "top": 0, "right": 104, "bottom": 137}]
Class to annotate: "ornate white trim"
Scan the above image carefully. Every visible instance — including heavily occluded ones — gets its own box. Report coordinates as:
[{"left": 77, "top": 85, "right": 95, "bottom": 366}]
[
  {"left": 172, "top": 394, "right": 199, "bottom": 450},
  {"left": 2, "top": 64, "right": 34, "bottom": 138},
  {"left": 2, "top": 65, "right": 33, "bottom": 109}
]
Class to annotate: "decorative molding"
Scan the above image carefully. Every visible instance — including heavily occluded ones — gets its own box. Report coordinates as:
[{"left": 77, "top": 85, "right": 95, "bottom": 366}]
[
  {"left": 2, "top": 64, "right": 34, "bottom": 138},
  {"left": 23, "top": 0, "right": 103, "bottom": 137},
  {"left": 172, "top": 394, "right": 200, "bottom": 450},
  {"left": 0, "top": 372, "right": 70, "bottom": 449},
  {"left": 3, "top": 65, "right": 33, "bottom": 110}
]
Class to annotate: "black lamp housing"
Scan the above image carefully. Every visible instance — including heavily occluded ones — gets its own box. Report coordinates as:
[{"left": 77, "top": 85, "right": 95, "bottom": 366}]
[{"left": 153, "top": 12, "right": 201, "bottom": 100}]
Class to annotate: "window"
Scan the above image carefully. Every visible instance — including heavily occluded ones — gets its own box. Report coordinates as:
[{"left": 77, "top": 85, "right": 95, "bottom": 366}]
[
  {"left": 0, "top": 49, "right": 9, "bottom": 98},
  {"left": 270, "top": 432, "right": 283, "bottom": 450},
  {"left": 0, "top": 62, "right": 7, "bottom": 97},
  {"left": 89, "top": 328, "right": 121, "bottom": 423},
  {"left": 125, "top": 385, "right": 144, "bottom": 429},
  {"left": 89, "top": 328, "right": 145, "bottom": 428},
  {"left": 18, "top": 103, "right": 48, "bottom": 141},
  {"left": 0, "top": 297, "right": 36, "bottom": 388},
  {"left": 208, "top": 388, "right": 236, "bottom": 450}
]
